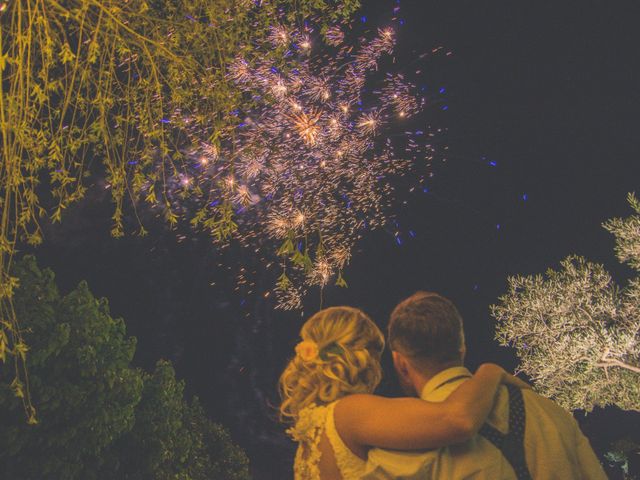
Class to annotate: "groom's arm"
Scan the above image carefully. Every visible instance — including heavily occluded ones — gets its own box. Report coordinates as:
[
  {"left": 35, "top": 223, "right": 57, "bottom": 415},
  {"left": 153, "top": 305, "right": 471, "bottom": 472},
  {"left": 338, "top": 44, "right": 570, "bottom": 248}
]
[{"left": 337, "top": 364, "right": 509, "bottom": 451}]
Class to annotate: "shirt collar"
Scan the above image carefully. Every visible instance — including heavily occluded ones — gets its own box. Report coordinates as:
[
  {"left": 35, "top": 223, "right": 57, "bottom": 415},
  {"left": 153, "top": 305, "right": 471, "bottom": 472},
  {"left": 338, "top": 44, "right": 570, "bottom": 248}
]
[{"left": 420, "top": 366, "right": 473, "bottom": 399}]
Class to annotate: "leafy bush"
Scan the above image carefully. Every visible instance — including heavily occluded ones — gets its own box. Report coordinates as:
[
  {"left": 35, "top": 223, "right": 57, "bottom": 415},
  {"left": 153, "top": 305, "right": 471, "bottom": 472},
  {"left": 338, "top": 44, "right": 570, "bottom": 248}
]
[{"left": 0, "top": 255, "right": 249, "bottom": 479}]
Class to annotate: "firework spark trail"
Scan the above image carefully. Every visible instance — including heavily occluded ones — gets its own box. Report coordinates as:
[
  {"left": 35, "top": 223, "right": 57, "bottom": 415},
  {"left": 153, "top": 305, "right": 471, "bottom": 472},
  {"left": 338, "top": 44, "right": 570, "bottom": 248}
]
[{"left": 165, "top": 24, "right": 441, "bottom": 309}]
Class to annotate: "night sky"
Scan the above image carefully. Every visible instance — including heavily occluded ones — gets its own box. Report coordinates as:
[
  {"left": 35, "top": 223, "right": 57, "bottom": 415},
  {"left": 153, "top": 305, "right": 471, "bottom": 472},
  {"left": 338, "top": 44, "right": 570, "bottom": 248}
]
[{"left": 30, "top": 1, "right": 640, "bottom": 478}]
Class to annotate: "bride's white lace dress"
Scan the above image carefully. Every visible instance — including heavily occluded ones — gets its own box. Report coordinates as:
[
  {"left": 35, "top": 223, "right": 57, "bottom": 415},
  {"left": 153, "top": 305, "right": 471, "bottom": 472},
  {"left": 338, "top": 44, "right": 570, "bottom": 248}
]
[{"left": 287, "top": 401, "right": 366, "bottom": 479}]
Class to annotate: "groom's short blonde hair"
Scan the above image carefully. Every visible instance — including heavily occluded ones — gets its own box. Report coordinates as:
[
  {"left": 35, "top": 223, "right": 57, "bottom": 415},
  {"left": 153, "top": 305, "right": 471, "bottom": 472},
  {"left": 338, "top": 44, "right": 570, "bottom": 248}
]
[{"left": 388, "top": 291, "right": 464, "bottom": 364}]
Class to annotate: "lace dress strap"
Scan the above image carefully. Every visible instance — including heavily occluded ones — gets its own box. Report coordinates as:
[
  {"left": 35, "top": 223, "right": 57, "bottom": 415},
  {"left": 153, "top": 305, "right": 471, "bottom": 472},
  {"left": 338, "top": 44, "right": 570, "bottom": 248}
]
[
  {"left": 325, "top": 401, "right": 367, "bottom": 478},
  {"left": 287, "top": 403, "right": 329, "bottom": 480}
]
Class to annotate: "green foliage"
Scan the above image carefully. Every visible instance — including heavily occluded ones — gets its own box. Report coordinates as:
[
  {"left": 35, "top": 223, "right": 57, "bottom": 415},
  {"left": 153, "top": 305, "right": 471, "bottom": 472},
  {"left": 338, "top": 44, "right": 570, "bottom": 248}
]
[
  {"left": 335, "top": 271, "right": 348, "bottom": 288},
  {"left": 604, "top": 193, "right": 640, "bottom": 271},
  {"left": 110, "top": 360, "right": 250, "bottom": 480},
  {"left": 0, "top": 255, "right": 144, "bottom": 478},
  {"left": 605, "top": 437, "right": 640, "bottom": 479},
  {"left": 0, "top": 0, "right": 360, "bottom": 420},
  {"left": 0, "top": 0, "right": 360, "bottom": 247},
  {"left": 183, "top": 398, "right": 251, "bottom": 480},
  {"left": 115, "top": 360, "right": 190, "bottom": 478},
  {"left": 493, "top": 195, "right": 640, "bottom": 412},
  {"left": 0, "top": 256, "right": 250, "bottom": 479}
]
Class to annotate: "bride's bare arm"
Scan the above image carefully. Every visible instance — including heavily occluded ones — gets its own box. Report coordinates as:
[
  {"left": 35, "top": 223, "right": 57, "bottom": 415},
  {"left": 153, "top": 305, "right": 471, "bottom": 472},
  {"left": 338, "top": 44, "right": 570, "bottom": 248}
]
[{"left": 335, "top": 363, "right": 524, "bottom": 451}]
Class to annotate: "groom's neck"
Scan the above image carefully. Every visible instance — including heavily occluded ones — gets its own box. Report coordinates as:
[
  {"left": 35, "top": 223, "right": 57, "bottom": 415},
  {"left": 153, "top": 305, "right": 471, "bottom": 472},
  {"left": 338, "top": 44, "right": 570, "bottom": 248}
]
[{"left": 412, "top": 359, "right": 463, "bottom": 398}]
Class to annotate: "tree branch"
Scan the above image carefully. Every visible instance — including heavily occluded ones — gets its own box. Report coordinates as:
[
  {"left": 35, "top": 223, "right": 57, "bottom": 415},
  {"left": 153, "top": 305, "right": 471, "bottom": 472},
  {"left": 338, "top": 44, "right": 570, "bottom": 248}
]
[{"left": 596, "top": 350, "right": 640, "bottom": 374}]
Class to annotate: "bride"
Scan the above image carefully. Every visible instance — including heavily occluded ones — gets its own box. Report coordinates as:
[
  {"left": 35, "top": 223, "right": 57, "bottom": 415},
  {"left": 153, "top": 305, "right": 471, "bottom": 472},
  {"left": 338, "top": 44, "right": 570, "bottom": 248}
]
[{"left": 279, "top": 306, "right": 528, "bottom": 479}]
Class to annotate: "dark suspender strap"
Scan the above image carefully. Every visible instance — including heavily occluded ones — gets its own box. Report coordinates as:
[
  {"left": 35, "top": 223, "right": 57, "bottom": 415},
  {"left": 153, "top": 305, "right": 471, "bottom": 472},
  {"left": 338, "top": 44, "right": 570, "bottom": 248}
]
[{"left": 478, "top": 384, "right": 532, "bottom": 480}]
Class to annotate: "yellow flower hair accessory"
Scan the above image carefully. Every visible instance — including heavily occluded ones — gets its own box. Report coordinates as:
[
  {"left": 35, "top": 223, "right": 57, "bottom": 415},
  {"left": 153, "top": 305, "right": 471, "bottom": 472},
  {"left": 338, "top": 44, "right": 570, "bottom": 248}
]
[{"left": 295, "top": 340, "right": 319, "bottom": 361}]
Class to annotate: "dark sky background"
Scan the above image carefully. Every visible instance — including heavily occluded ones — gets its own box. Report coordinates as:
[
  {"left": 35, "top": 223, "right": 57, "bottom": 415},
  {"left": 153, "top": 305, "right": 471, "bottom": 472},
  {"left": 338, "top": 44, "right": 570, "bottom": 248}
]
[{"left": 30, "top": 0, "right": 640, "bottom": 478}]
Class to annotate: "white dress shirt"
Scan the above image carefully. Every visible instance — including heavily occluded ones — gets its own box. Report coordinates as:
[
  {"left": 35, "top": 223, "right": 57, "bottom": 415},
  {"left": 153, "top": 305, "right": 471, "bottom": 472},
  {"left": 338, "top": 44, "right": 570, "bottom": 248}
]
[{"left": 362, "top": 366, "right": 607, "bottom": 479}]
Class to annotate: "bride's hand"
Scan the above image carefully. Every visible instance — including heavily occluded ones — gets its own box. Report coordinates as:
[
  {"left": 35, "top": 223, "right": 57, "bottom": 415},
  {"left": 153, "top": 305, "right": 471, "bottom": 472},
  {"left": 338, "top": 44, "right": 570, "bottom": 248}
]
[{"left": 476, "top": 363, "right": 531, "bottom": 390}]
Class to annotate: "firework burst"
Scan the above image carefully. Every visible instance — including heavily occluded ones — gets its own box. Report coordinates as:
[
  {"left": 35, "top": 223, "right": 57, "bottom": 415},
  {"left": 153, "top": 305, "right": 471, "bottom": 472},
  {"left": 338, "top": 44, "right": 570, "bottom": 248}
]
[{"left": 157, "top": 23, "right": 441, "bottom": 309}]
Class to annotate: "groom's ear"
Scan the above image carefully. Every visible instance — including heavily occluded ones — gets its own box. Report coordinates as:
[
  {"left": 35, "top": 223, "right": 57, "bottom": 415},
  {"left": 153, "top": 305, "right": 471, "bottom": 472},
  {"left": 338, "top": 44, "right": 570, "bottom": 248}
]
[
  {"left": 459, "top": 336, "right": 467, "bottom": 363},
  {"left": 392, "top": 351, "right": 410, "bottom": 377},
  {"left": 393, "top": 351, "right": 417, "bottom": 396}
]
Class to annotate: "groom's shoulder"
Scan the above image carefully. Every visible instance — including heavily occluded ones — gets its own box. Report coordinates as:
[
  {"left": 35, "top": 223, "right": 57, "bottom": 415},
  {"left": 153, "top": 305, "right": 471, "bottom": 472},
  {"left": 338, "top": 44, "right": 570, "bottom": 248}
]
[
  {"left": 521, "top": 388, "right": 570, "bottom": 414},
  {"left": 520, "top": 388, "right": 580, "bottom": 431}
]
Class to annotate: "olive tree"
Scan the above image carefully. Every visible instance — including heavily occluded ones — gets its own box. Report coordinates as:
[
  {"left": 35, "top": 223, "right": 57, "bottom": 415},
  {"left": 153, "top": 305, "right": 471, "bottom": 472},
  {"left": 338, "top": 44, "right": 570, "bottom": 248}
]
[{"left": 493, "top": 194, "right": 640, "bottom": 412}]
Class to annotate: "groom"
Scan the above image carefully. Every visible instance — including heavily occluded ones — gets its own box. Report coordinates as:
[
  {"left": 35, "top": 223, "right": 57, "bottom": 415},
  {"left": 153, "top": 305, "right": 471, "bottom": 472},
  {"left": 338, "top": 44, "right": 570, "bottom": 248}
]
[{"left": 362, "top": 291, "right": 606, "bottom": 479}]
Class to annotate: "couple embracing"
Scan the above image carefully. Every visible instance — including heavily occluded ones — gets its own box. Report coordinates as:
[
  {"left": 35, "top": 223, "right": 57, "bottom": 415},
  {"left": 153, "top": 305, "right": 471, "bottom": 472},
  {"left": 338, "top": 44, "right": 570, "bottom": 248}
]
[{"left": 279, "top": 292, "right": 606, "bottom": 479}]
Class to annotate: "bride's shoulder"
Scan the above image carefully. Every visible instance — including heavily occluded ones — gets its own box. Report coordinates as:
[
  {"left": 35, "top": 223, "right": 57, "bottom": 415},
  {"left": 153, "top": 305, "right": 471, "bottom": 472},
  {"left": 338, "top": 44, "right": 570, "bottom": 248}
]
[
  {"left": 333, "top": 394, "right": 392, "bottom": 433},
  {"left": 333, "top": 393, "right": 379, "bottom": 414},
  {"left": 287, "top": 402, "right": 335, "bottom": 441}
]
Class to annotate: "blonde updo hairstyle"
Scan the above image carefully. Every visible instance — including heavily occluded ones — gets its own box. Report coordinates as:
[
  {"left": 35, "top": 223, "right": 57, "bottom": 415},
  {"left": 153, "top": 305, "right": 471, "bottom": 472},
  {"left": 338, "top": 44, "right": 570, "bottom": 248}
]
[{"left": 279, "top": 306, "right": 385, "bottom": 422}]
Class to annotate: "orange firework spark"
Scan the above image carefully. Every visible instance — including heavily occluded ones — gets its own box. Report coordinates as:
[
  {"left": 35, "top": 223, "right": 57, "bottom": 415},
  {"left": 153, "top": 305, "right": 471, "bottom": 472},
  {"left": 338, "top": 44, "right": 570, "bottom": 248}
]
[{"left": 290, "top": 110, "right": 322, "bottom": 145}]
